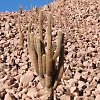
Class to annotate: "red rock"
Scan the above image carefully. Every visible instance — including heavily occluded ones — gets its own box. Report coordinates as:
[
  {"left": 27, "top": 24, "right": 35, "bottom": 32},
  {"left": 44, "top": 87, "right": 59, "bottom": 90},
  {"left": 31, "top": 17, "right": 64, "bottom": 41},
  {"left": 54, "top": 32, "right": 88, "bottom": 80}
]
[
  {"left": 27, "top": 87, "right": 38, "bottom": 99},
  {"left": 20, "top": 71, "right": 34, "bottom": 87},
  {"left": 37, "top": 82, "right": 44, "bottom": 89},
  {"left": 5, "top": 22, "right": 10, "bottom": 31},
  {"left": 70, "top": 86, "right": 77, "bottom": 93},
  {"left": 60, "top": 94, "right": 73, "bottom": 100},
  {"left": 22, "top": 94, "right": 27, "bottom": 100},
  {"left": 25, "top": 97, "right": 32, "bottom": 100},
  {"left": 4, "top": 93, "right": 16, "bottom": 100},
  {"left": 95, "top": 94, "right": 100, "bottom": 100}
]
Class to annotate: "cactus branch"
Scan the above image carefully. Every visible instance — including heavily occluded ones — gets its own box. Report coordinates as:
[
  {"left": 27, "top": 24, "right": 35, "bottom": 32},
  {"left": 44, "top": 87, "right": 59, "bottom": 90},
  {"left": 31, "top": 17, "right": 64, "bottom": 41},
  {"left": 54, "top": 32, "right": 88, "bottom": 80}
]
[
  {"left": 42, "top": 54, "right": 46, "bottom": 75},
  {"left": 27, "top": 20, "right": 32, "bottom": 53},
  {"left": 53, "top": 30, "right": 63, "bottom": 60},
  {"left": 53, "top": 33, "right": 64, "bottom": 90},
  {"left": 39, "top": 10, "right": 43, "bottom": 41},
  {"left": 36, "top": 38, "right": 43, "bottom": 78},
  {"left": 38, "top": 10, "right": 45, "bottom": 54},
  {"left": 46, "top": 12, "right": 53, "bottom": 89},
  {"left": 30, "top": 33, "right": 39, "bottom": 74},
  {"left": 19, "top": 5, "right": 22, "bottom": 14},
  {"left": 18, "top": 17, "right": 24, "bottom": 48}
]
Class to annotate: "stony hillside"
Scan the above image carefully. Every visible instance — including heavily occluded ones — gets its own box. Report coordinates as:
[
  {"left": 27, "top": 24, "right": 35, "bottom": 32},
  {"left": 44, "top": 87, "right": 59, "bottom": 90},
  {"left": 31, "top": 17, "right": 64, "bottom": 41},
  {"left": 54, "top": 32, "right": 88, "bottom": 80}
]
[{"left": 0, "top": 0, "right": 100, "bottom": 100}]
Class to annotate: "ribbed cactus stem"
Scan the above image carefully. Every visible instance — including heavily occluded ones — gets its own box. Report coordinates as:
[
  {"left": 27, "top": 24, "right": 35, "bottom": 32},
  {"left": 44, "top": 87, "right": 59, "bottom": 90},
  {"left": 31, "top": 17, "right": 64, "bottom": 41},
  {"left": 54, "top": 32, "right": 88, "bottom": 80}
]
[
  {"left": 33, "top": 36, "right": 37, "bottom": 51},
  {"left": 36, "top": 38, "right": 43, "bottom": 78},
  {"left": 36, "top": 38, "right": 45, "bottom": 87},
  {"left": 25, "top": 8, "right": 28, "bottom": 24},
  {"left": 41, "top": 54, "right": 46, "bottom": 87},
  {"left": 42, "top": 54, "right": 46, "bottom": 75},
  {"left": 46, "top": 12, "right": 53, "bottom": 89},
  {"left": 39, "top": 10, "right": 45, "bottom": 54},
  {"left": 53, "top": 30, "right": 63, "bottom": 60},
  {"left": 39, "top": 10, "right": 43, "bottom": 41},
  {"left": 53, "top": 32, "right": 64, "bottom": 90},
  {"left": 18, "top": 17, "right": 24, "bottom": 48},
  {"left": 53, "top": 65, "right": 64, "bottom": 90},
  {"left": 19, "top": 5, "right": 22, "bottom": 14},
  {"left": 27, "top": 20, "right": 32, "bottom": 53},
  {"left": 30, "top": 33, "right": 38, "bottom": 74}
]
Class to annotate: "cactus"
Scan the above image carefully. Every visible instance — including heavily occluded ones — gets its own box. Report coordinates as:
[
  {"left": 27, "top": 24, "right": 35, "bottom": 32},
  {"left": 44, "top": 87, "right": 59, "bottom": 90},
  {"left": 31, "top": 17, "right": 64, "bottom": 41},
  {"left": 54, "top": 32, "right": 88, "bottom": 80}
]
[
  {"left": 53, "top": 30, "right": 64, "bottom": 90},
  {"left": 25, "top": 7, "right": 28, "bottom": 24},
  {"left": 19, "top": 5, "right": 22, "bottom": 15},
  {"left": 18, "top": 17, "right": 24, "bottom": 48},
  {"left": 46, "top": 12, "right": 53, "bottom": 88},
  {"left": 27, "top": 11, "right": 64, "bottom": 100},
  {"left": 27, "top": 19, "right": 32, "bottom": 52},
  {"left": 38, "top": 10, "right": 45, "bottom": 56}
]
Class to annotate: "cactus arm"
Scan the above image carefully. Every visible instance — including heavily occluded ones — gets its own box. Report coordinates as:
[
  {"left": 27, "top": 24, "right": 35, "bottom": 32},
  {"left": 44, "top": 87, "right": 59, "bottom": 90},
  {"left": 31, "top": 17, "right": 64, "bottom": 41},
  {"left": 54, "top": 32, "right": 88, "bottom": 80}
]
[
  {"left": 53, "top": 32, "right": 64, "bottom": 90},
  {"left": 36, "top": 38, "right": 43, "bottom": 78},
  {"left": 30, "top": 33, "right": 39, "bottom": 74},
  {"left": 27, "top": 20, "right": 32, "bottom": 53},
  {"left": 39, "top": 10, "right": 43, "bottom": 41},
  {"left": 38, "top": 10, "right": 45, "bottom": 54},
  {"left": 27, "top": 20, "right": 39, "bottom": 74},
  {"left": 42, "top": 54, "right": 46, "bottom": 75},
  {"left": 18, "top": 17, "right": 24, "bottom": 48},
  {"left": 46, "top": 12, "right": 53, "bottom": 89},
  {"left": 19, "top": 5, "right": 22, "bottom": 14},
  {"left": 36, "top": 37, "right": 46, "bottom": 87},
  {"left": 42, "top": 54, "right": 46, "bottom": 87},
  {"left": 53, "top": 30, "right": 63, "bottom": 60}
]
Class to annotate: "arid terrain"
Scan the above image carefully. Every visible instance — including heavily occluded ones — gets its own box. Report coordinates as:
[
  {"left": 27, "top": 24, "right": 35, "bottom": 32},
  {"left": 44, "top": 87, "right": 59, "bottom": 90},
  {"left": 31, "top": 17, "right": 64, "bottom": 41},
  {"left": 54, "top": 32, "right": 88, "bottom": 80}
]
[{"left": 0, "top": 0, "right": 100, "bottom": 100}]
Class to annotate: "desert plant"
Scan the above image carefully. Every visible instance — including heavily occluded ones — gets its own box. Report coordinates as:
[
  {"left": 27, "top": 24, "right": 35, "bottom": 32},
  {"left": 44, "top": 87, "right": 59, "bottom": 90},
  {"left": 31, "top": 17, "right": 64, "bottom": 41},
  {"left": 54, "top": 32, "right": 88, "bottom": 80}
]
[
  {"left": 25, "top": 7, "right": 28, "bottom": 24},
  {"left": 19, "top": 5, "right": 22, "bottom": 15},
  {"left": 18, "top": 17, "right": 24, "bottom": 48},
  {"left": 27, "top": 11, "right": 64, "bottom": 100}
]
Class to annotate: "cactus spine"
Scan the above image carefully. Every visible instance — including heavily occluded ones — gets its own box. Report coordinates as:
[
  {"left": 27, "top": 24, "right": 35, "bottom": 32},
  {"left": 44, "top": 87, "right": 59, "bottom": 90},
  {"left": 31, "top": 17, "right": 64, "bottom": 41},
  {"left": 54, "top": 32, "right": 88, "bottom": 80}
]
[{"left": 27, "top": 11, "right": 64, "bottom": 100}]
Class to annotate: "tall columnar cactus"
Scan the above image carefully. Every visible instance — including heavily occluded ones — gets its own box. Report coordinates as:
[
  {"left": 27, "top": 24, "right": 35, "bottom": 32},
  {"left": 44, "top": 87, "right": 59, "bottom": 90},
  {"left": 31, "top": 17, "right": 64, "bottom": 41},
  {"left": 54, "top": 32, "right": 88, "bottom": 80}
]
[
  {"left": 18, "top": 17, "right": 24, "bottom": 48},
  {"left": 25, "top": 7, "right": 28, "bottom": 24},
  {"left": 27, "top": 11, "right": 64, "bottom": 100},
  {"left": 19, "top": 5, "right": 22, "bottom": 15},
  {"left": 27, "top": 20, "right": 32, "bottom": 52}
]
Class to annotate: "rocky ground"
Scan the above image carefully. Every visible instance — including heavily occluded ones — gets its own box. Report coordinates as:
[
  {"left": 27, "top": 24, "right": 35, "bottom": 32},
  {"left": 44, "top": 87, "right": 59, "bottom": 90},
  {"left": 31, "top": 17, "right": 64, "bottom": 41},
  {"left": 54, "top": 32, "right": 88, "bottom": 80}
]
[{"left": 0, "top": 0, "right": 100, "bottom": 100}]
